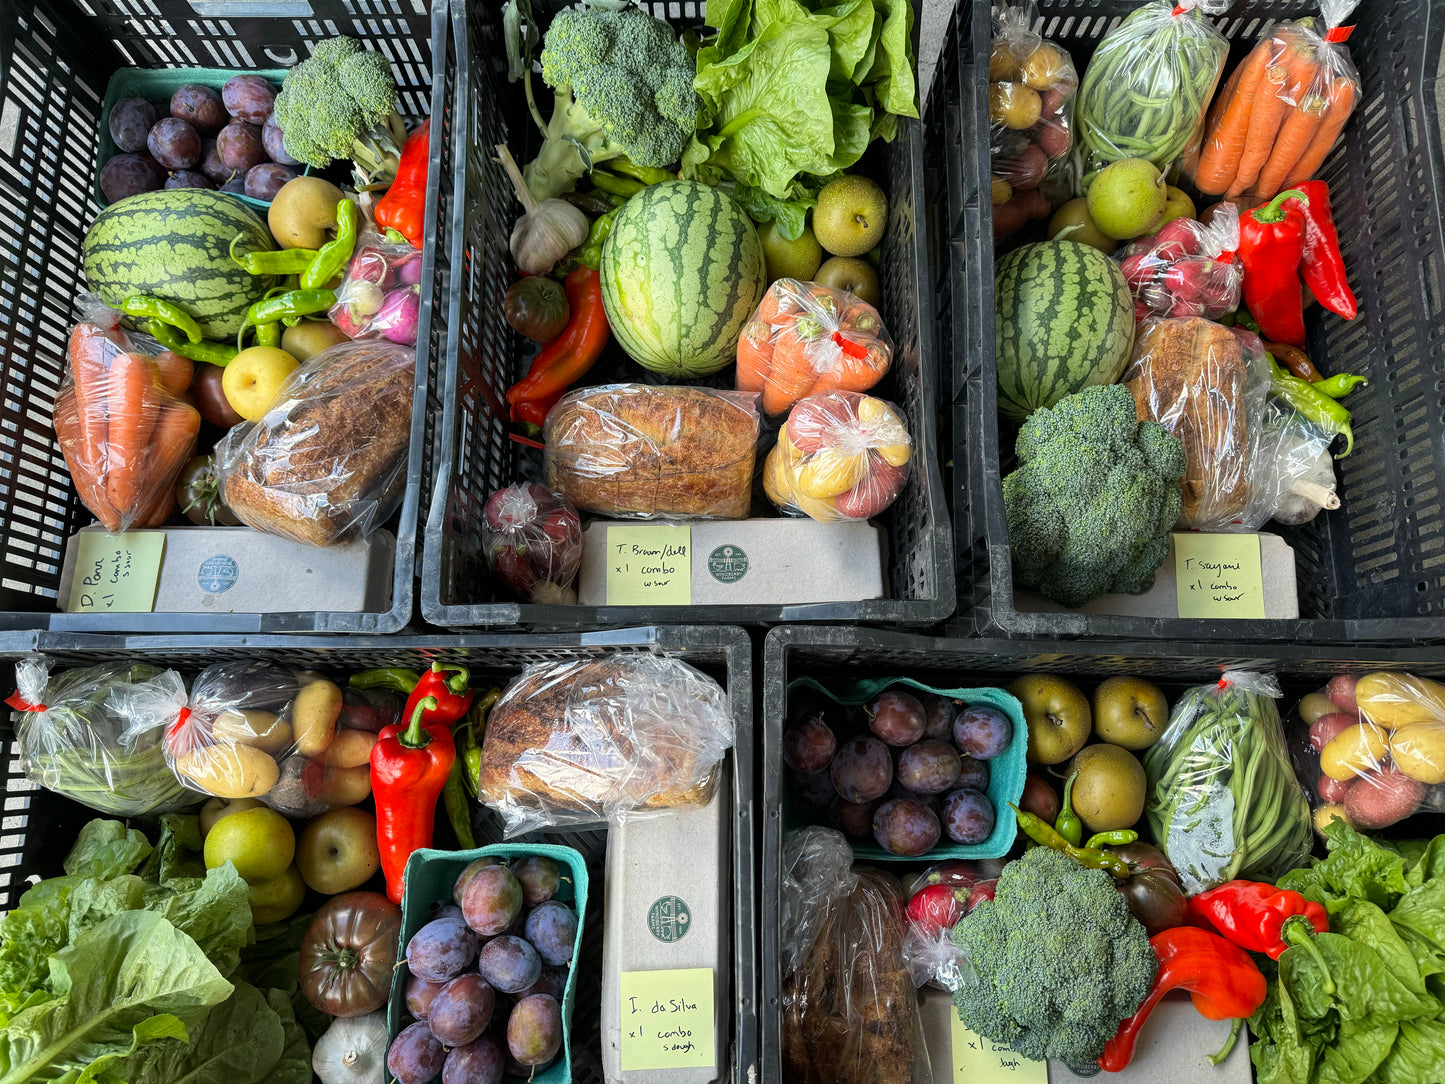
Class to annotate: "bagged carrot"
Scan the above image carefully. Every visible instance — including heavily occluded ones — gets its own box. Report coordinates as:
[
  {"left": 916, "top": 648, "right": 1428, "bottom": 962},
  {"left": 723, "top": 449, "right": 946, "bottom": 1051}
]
[
  {"left": 1188, "top": 0, "right": 1362, "bottom": 199},
  {"left": 736, "top": 279, "right": 893, "bottom": 418}
]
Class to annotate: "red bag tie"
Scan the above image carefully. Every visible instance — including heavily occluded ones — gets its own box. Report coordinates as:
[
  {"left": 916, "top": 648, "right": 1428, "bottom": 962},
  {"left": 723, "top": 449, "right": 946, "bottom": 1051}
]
[
  {"left": 832, "top": 330, "right": 869, "bottom": 360},
  {"left": 1171, "top": 4, "right": 1187, "bottom": 15},
  {"left": 1216, "top": 249, "right": 1237, "bottom": 263},
  {"left": 5, "top": 692, "right": 46, "bottom": 712},
  {"left": 1324, "top": 25, "right": 1353, "bottom": 43},
  {"left": 166, "top": 705, "right": 193, "bottom": 737}
]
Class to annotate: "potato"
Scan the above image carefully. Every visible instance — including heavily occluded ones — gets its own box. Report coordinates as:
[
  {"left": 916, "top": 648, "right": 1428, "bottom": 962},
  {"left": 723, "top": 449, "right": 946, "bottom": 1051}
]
[
  {"left": 1297, "top": 691, "right": 1336, "bottom": 726},
  {"left": 1313, "top": 802, "right": 1351, "bottom": 834},
  {"left": 1356, "top": 672, "right": 1445, "bottom": 728},
  {"left": 292, "top": 678, "right": 343, "bottom": 756},
  {"left": 211, "top": 709, "right": 293, "bottom": 754},
  {"left": 992, "top": 175, "right": 1013, "bottom": 205},
  {"left": 1020, "top": 43, "right": 1072, "bottom": 91},
  {"left": 1320, "top": 722, "right": 1388, "bottom": 781},
  {"left": 176, "top": 743, "right": 279, "bottom": 799},
  {"left": 1389, "top": 724, "right": 1445, "bottom": 784},
  {"left": 1317, "top": 775, "right": 1349, "bottom": 803},
  {"left": 989, "top": 41, "right": 1020, "bottom": 82},
  {"left": 1000, "top": 144, "right": 1047, "bottom": 190},
  {"left": 317, "top": 763, "right": 373, "bottom": 807},
  {"left": 1344, "top": 768, "right": 1424, "bottom": 829},
  {"left": 266, "top": 755, "right": 331, "bottom": 817},
  {"left": 1309, "top": 712, "right": 1356, "bottom": 752},
  {"left": 989, "top": 83, "right": 1042, "bottom": 131},
  {"left": 323, "top": 728, "right": 378, "bottom": 769},
  {"left": 268, "top": 176, "right": 352, "bottom": 249},
  {"left": 1033, "top": 116, "right": 1070, "bottom": 159}
]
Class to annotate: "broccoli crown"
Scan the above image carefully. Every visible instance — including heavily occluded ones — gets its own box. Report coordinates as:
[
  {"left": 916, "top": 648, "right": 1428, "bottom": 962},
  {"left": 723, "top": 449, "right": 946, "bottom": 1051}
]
[
  {"left": 539, "top": 7, "right": 698, "bottom": 169},
  {"left": 1002, "top": 383, "right": 1186, "bottom": 607},
  {"left": 951, "top": 847, "right": 1158, "bottom": 1076},
  {"left": 274, "top": 36, "right": 399, "bottom": 167}
]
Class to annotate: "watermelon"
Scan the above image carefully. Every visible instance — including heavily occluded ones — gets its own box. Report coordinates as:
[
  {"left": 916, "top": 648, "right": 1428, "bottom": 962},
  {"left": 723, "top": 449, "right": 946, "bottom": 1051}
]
[
  {"left": 600, "top": 180, "right": 765, "bottom": 377},
  {"left": 83, "top": 189, "right": 279, "bottom": 340},
  {"left": 994, "top": 240, "right": 1135, "bottom": 422}
]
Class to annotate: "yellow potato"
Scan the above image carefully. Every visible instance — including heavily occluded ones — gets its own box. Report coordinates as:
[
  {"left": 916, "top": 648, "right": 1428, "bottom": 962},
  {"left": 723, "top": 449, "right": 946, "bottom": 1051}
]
[
  {"left": 1356, "top": 672, "right": 1445, "bottom": 728},
  {"left": 878, "top": 443, "right": 912, "bottom": 467},
  {"left": 292, "top": 678, "right": 342, "bottom": 756},
  {"left": 992, "top": 176, "right": 1013, "bottom": 206},
  {"left": 989, "top": 41, "right": 1020, "bottom": 82},
  {"left": 211, "top": 710, "right": 293, "bottom": 755},
  {"left": 176, "top": 744, "right": 279, "bottom": 799},
  {"left": 324, "top": 728, "right": 378, "bottom": 769},
  {"left": 795, "top": 450, "right": 868, "bottom": 499},
  {"left": 1021, "top": 43, "right": 1071, "bottom": 91},
  {"left": 1388, "top": 724, "right": 1445, "bottom": 784},
  {"left": 1314, "top": 803, "right": 1351, "bottom": 835},
  {"left": 317, "top": 763, "right": 373, "bottom": 807},
  {"left": 1320, "top": 722, "right": 1389, "bottom": 781},
  {"left": 1297, "top": 691, "right": 1336, "bottom": 726}
]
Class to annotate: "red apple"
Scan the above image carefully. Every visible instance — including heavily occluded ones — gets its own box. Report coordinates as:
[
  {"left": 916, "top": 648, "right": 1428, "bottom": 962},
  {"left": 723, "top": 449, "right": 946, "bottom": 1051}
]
[
  {"left": 834, "top": 457, "right": 908, "bottom": 519},
  {"left": 787, "top": 393, "right": 858, "bottom": 455}
]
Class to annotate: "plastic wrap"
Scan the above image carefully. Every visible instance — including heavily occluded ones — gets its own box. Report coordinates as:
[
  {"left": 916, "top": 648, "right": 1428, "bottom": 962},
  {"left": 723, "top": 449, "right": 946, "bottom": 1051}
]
[
  {"left": 1188, "top": 0, "right": 1363, "bottom": 199},
  {"left": 9, "top": 656, "right": 196, "bottom": 817},
  {"left": 328, "top": 242, "right": 424, "bottom": 346},
  {"left": 544, "top": 384, "right": 760, "bottom": 519},
  {"left": 482, "top": 483, "right": 583, "bottom": 604},
  {"left": 736, "top": 279, "right": 894, "bottom": 417},
  {"left": 780, "top": 827, "right": 931, "bottom": 1084},
  {"left": 1143, "top": 670, "right": 1313, "bottom": 894},
  {"left": 53, "top": 320, "right": 202, "bottom": 533},
  {"left": 214, "top": 339, "right": 414, "bottom": 546},
  {"left": 899, "top": 864, "right": 990, "bottom": 992},
  {"left": 1116, "top": 210, "right": 1243, "bottom": 321},
  {"left": 477, "top": 655, "right": 733, "bottom": 837},
  {"left": 1289, "top": 672, "right": 1445, "bottom": 832},
  {"left": 1255, "top": 400, "right": 1339, "bottom": 526},
  {"left": 165, "top": 662, "right": 373, "bottom": 815},
  {"left": 764, "top": 391, "right": 912, "bottom": 523},
  {"left": 989, "top": 1, "right": 1078, "bottom": 239},
  {"left": 1073, "top": 0, "right": 1229, "bottom": 190}
]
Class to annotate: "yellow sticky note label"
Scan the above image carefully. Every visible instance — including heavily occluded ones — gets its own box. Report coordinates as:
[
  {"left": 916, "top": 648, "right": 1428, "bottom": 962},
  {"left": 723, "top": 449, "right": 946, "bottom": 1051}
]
[
  {"left": 951, "top": 1014, "right": 1048, "bottom": 1084},
  {"left": 605, "top": 525, "right": 691, "bottom": 606},
  {"left": 66, "top": 532, "right": 165, "bottom": 613},
  {"left": 619, "top": 967, "right": 715, "bottom": 1071},
  {"left": 1173, "top": 533, "right": 1266, "bottom": 619}
]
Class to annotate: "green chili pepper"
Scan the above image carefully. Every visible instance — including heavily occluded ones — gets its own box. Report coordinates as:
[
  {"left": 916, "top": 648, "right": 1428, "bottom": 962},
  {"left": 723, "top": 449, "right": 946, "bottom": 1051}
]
[
  {"left": 255, "top": 321, "right": 282, "bottom": 348},
  {"left": 237, "top": 288, "right": 337, "bottom": 349},
  {"left": 146, "top": 318, "right": 238, "bottom": 366},
  {"left": 1055, "top": 772, "right": 1083, "bottom": 846},
  {"left": 350, "top": 668, "right": 422, "bottom": 693},
  {"left": 443, "top": 758, "right": 476, "bottom": 849},
  {"left": 575, "top": 210, "right": 617, "bottom": 271},
  {"left": 607, "top": 159, "right": 673, "bottom": 185},
  {"left": 1233, "top": 310, "right": 1262, "bottom": 334},
  {"left": 588, "top": 170, "right": 647, "bottom": 197},
  {"left": 230, "top": 234, "right": 319, "bottom": 276},
  {"left": 1311, "top": 373, "right": 1368, "bottom": 400},
  {"left": 1268, "top": 356, "right": 1355, "bottom": 457},
  {"left": 121, "top": 295, "right": 202, "bottom": 343},
  {"left": 1085, "top": 829, "right": 1139, "bottom": 849},
  {"left": 301, "top": 199, "right": 359, "bottom": 290},
  {"left": 1013, "top": 805, "right": 1131, "bottom": 880},
  {"left": 457, "top": 688, "right": 498, "bottom": 801}
]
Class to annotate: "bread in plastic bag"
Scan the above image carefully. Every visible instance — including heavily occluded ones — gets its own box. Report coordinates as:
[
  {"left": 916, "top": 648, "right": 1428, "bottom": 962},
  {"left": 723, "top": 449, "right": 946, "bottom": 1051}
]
[
  {"left": 482, "top": 483, "right": 583, "bottom": 604},
  {"left": 736, "top": 278, "right": 894, "bottom": 417},
  {"left": 478, "top": 655, "right": 733, "bottom": 836},
  {"left": 781, "top": 826, "right": 931, "bottom": 1084},
  {"left": 544, "top": 384, "right": 760, "bottom": 519},
  {"left": 9, "top": 655, "right": 197, "bottom": 817},
  {"left": 763, "top": 391, "right": 912, "bottom": 522},
  {"left": 1187, "top": 0, "right": 1362, "bottom": 199},
  {"left": 1143, "top": 670, "right": 1313, "bottom": 894},
  {"left": 329, "top": 241, "right": 424, "bottom": 346},
  {"left": 1073, "top": 0, "right": 1229, "bottom": 190},
  {"left": 165, "top": 662, "right": 372, "bottom": 815},
  {"left": 1117, "top": 210, "right": 1243, "bottom": 321},
  {"left": 215, "top": 340, "right": 414, "bottom": 546},
  {"left": 1289, "top": 671, "right": 1445, "bottom": 831},
  {"left": 53, "top": 320, "right": 202, "bottom": 533}
]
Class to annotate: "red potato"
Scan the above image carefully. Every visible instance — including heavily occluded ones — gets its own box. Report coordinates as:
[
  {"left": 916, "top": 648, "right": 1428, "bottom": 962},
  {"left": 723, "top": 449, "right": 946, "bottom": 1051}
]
[
  {"left": 834, "top": 457, "right": 907, "bottom": 519},
  {"left": 1033, "top": 116, "right": 1070, "bottom": 159},
  {"left": 1317, "top": 775, "right": 1350, "bottom": 804},
  {"left": 1040, "top": 87, "right": 1068, "bottom": 118},
  {"left": 1001, "top": 145, "right": 1048, "bottom": 190},
  {"left": 1327, "top": 675, "right": 1359, "bottom": 714},
  {"left": 1344, "top": 767, "right": 1424, "bottom": 829},
  {"left": 1310, "top": 712, "right": 1357, "bottom": 753},
  {"left": 992, "top": 188, "right": 1051, "bottom": 240}
]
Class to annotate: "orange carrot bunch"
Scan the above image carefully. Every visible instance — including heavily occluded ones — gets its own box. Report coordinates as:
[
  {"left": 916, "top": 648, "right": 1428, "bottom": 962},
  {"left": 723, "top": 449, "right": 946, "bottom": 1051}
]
[
  {"left": 736, "top": 278, "right": 893, "bottom": 417},
  {"left": 53, "top": 322, "right": 202, "bottom": 533},
  {"left": 1188, "top": 9, "right": 1361, "bottom": 200}
]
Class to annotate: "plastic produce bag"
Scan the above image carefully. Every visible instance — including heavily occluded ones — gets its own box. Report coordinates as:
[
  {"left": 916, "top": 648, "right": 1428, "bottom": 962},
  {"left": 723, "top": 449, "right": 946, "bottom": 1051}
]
[
  {"left": 781, "top": 827, "right": 931, "bottom": 1084},
  {"left": 1074, "top": 0, "right": 1229, "bottom": 190},
  {"left": 215, "top": 340, "right": 414, "bottom": 546},
  {"left": 478, "top": 655, "right": 733, "bottom": 836},
  {"left": 1143, "top": 671, "right": 1312, "bottom": 894},
  {"left": 9, "top": 656, "right": 196, "bottom": 817},
  {"left": 1254, "top": 400, "right": 1339, "bottom": 526},
  {"left": 53, "top": 320, "right": 202, "bottom": 533},
  {"left": 1188, "top": 0, "right": 1363, "bottom": 199},
  {"left": 764, "top": 391, "right": 912, "bottom": 522},
  {"left": 328, "top": 242, "right": 424, "bottom": 346},
  {"left": 736, "top": 279, "right": 893, "bottom": 417},
  {"left": 989, "top": 0, "right": 1078, "bottom": 239},
  {"left": 482, "top": 483, "right": 583, "bottom": 604},
  {"left": 1117, "top": 209, "right": 1243, "bottom": 321},
  {"left": 165, "top": 662, "right": 372, "bottom": 815},
  {"left": 1289, "top": 672, "right": 1445, "bottom": 831}
]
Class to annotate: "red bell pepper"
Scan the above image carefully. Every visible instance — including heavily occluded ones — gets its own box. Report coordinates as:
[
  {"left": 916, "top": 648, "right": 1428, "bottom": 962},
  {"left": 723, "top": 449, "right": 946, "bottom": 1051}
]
[
  {"left": 1292, "top": 180, "right": 1357, "bottom": 321},
  {"left": 506, "top": 267, "right": 610, "bottom": 428},
  {"left": 1186, "top": 879, "right": 1331, "bottom": 979},
  {"left": 402, "top": 662, "right": 474, "bottom": 728},
  {"left": 375, "top": 120, "right": 430, "bottom": 249},
  {"left": 1239, "top": 188, "right": 1310, "bottom": 346}
]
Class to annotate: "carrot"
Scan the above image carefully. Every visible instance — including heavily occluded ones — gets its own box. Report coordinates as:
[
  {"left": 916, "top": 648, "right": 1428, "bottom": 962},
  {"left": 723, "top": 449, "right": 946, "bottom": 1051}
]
[
  {"left": 53, "top": 381, "right": 122, "bottom": 532},
  {"left": 762, "top": 325, "right": 822, "bottom": 416},
  {"left": 103, "top": 352, "right": 162, "bottom": 520},
  {"left": 1228, "top": 44, "right": 1314, "bottom": 198},
  {"left": 736, "top": 321, "right": 774, "bottom": 393},
  {"left": 1193, "top": 44, "right": 1271, "bottom": 195},
  {"left": 66, "top": 324, "right": 114, "bottom": 497},
  {"left": 133, "top": 402, "right": 202, "bottom": 527},
  {"left": 154, "top": 351, "right": 194, "bottom": 399},
  {"left": 1282, "top": 76, "right": 1358, "bottom": 188},
  {"left": 1254, "top": 93, "right": 1327, "bottom": 198}
]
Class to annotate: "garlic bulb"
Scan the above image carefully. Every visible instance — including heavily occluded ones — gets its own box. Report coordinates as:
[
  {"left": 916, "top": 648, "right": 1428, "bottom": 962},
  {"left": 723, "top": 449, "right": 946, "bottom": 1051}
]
[
  {"left": 496, "top": 144, "right": 588, "bottom": 275},
  {"left": 313, "top": 1011, "right": 388, "bottom": 1084}
]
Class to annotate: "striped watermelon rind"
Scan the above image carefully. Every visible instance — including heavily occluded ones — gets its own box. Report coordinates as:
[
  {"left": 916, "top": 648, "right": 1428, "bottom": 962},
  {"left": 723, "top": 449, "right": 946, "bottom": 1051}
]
[
  {"left": 994, "top": 240, "right": 1135, "bottom": 423},
  {"left": 600, "top": 180, "right": 765, "bottom": 378},
  {"left": 83, "top": 189, "right": 280, "bottom": 340}
]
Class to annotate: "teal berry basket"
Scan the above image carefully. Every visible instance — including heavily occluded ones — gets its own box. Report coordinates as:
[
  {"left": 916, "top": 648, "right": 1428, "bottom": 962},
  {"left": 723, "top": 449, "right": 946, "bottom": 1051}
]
[
  {"left": 784, "top": 675, "right": 1027, "bottom": 860},
  {"left": 390, "top": 844, "right": 590, "bottom": 1084}
]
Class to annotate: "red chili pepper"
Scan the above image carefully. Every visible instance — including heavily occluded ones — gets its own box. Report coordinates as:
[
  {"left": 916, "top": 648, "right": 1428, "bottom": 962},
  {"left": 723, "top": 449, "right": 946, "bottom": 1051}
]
[
  {"left": 1186, "top": 879, "right": 1330, "bottom": 966},
  {"left": 1099, "top": 927, "right": 1268, "bottom": 1073},
  {"left": 402, "top": 662, "right": 474, "bottom": 728},
  {"left": 374, "top": 120, "right": 430, "bottom": 249},
  {"left": 1239, "top": 188, "right": 1310, "bottom": 346},
  {"left": 1292, "top": 180, "right": 1357, "bottom": 321},
  {"left": 506, "top": 267, "right": 610, "bottom": 427},
  {"left": 371, "top": 695, "right": 457, "bottom": 904}
]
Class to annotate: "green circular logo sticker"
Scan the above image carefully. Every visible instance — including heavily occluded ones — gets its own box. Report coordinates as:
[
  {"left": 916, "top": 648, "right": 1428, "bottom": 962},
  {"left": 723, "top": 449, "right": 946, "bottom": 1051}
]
[
  {"left": 647, "top": 895, "right": 692, "bottom": 943},
  {"left": 707, "top": 545, "right": 748, "bottom": 584}
]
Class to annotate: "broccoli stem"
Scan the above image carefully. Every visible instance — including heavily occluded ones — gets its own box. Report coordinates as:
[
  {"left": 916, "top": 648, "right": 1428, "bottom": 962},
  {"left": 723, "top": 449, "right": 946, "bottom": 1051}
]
[{"left": 524, "top": 67, "right": 549, "bottom": 140}]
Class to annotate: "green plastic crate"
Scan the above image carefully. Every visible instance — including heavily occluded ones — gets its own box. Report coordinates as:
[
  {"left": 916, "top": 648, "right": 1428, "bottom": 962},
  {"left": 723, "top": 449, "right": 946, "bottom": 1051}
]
[{"left": 389, "top": 844, "right": 590, "bottom": 1083}]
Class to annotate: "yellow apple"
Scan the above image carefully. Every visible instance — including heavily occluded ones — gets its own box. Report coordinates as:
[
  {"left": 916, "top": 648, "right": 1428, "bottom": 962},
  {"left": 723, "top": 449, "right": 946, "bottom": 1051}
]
[{"left": 222, "top": 346, "right": 300, "bottom": 421}]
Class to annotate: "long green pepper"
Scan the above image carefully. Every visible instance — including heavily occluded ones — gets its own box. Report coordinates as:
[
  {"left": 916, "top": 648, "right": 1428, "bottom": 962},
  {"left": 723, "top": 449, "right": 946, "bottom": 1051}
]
[
  {"left": 300, "top": 199, "right": 359, "bottom": 290},
  {"left": 146, "top": 318, "right": 238, "bottom": 366}
]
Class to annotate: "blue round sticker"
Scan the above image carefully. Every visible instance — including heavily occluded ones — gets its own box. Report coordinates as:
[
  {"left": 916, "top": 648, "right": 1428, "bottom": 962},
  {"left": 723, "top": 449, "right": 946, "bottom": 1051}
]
[{"left": 197, "top": 555, "right": 238, "bottom": 594}]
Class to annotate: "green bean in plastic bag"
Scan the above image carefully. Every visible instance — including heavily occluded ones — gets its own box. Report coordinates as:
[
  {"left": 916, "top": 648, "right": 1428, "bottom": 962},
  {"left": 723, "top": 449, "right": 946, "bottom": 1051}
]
[
  {"left": 1143, "top": 669, "right": 1312, "bottom": 893},
  {"left": 1074, "top": 0, "right": 1229, "bottom": 191}
]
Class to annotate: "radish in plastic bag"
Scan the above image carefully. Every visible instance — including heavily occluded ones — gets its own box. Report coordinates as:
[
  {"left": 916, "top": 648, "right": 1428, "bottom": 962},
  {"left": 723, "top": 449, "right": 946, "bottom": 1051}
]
[{"left": 482, "top": 483, "right": 583, "bottom": 605}]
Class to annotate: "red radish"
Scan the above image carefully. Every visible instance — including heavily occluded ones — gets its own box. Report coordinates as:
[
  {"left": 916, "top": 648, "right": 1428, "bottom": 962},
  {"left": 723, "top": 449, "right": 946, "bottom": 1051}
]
[
  {"left": 906, "top": 883, "right": 968, "bottom": 936},
  {"left": 1317, "top": 775, "right": 1349, "bottom": 804},
  {"left": 1326, "top": 675, "right": 1359, "bottom": 714},
  {"left": 1310, "top": 712, "right": 1357, "bottom": 752},
  {"left": 966, "top": 879, "right": 998, "bottom": 914}
]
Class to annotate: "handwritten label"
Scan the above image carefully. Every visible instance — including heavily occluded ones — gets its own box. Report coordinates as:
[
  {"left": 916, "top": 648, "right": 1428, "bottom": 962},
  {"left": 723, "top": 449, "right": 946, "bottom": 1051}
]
[
  {"left": 605, "top": 526, "right": 691, "bottom": 606},
  {"left": 951, "top": 1014, "right": 1047, "bottom": 1084},
  {"left": 66, "top": 532, "right": 165, "bottom": 613},
  {"left": 619, "top": 967, "right": 715, "bottom": 1071},
  {"left": 1174, "top": 533, "right": 1266, "bottom": 619}
]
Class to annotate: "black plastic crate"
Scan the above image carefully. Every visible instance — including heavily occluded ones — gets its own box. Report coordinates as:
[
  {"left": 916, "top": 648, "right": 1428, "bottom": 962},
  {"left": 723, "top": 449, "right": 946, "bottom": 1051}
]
[
  {"left": 0, "top": 624, "right": 758, "bottom": 1084},
  {"left": 926, "top": 0, "right": 1445, "bottom": 642},
  {"left": 0, "top": 0, "right": 451, "bottom": 633},
  {"left": 419, "top": 0, "right": 954, "bottom": 631},
  {"left": 757, "top": 623, "right": 1445, "bottom": 1082}
]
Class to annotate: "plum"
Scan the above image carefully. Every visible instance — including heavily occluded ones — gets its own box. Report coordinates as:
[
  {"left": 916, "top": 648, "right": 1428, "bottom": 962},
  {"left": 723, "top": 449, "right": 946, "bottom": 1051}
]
[
  {"left": 954, "top": 704, "right": 1013, "bottom": 759},
  {"left": 263, "top": 119, "right": 302, "bottom": 165},
  {"left": 830, "top": 735, "right": 892, "bottom": 803},
  {"left": 829, "top": 797, "right": 882, "bottom": 840},
  {"left": 170, "top": 84, "right": 227, "bottom": 134},
  {"left": 866, "top": 690, "right": 926, "bottom": 746},
  {"left": 872, "top": 798, "right": 941, "bottom": 856},
  {"left": 921, "top": 694, "right": 957, "bottom": 740},
  {"left": 783, "top": 713, "right": 836, "bottom": 774},
  {"left": 146, "top": 117, "right": 201, "bottom": 169},
  {"left": 792, "top": 768, "right": 837, "bottom": 807},
  {"left": 99, "top": 154, "right": 163, "bottom": 201},
  {"left": 165, "top": 169, "right": 213, "bottom": 189},
  {"left": 244, "top": 162, "right": 296, "bottom": 201},
  {"left": 109, "top": 97, "right": 157, "bottom": 153},
  {"left": 222, "top": 74, "right": 277, "bottom": 124},
  {"left": 387, "top": 1022, "right": 445, "bottom": 1084},
  {"left": 941, "top": 787, "right": 995, "bottom": 844},
  {"left": 896, "top": 740, "right": 962, "bottom": 794},
  {"left": 216, "top": 120, "right": 267, "bottom": 173}
]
